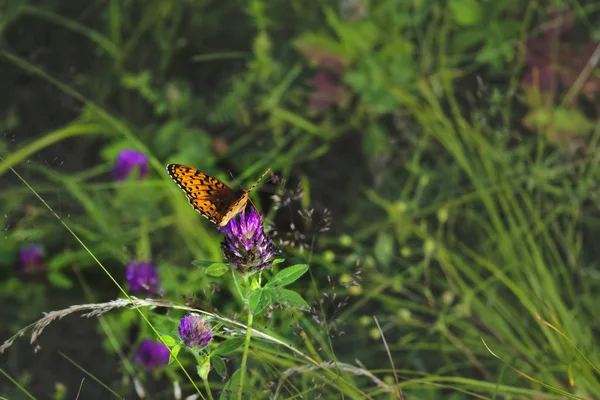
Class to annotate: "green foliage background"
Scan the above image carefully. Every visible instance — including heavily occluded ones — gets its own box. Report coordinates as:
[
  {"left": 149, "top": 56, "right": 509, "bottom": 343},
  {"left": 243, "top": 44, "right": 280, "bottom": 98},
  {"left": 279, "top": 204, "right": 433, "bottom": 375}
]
[{"left": 2, "top": 0, "right": 600, "bottom": 398}]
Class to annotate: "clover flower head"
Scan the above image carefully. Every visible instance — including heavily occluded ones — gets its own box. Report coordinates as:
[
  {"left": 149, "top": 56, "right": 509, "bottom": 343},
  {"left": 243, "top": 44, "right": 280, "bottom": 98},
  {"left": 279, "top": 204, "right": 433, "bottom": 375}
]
[
  {"left": 219, "top": 207, "right": 277, "bottom": 273},
  {"left": 126, "top": 261, "right": 161, "bottom": 297},
  {"left": 308, "top": 71, "right": 349, "bottom": 115},
  {"left": 18, "top": 244, "right": 45, "bottom": 273},
  {"left": 134, "top": 339, "right": 170, "bottom": 369},
  {"left": 113, "top": 149, "right": 149, "bottom": 181},
  {"left": 178, "top": 315, "right": 212, "bottom": 349}
]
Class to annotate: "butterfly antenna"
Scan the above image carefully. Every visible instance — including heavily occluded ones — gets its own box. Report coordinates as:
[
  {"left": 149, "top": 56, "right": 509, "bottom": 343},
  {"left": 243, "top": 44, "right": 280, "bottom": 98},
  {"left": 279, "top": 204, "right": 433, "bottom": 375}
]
[
  {"left": 228, "top": 170, "right": 243, "bottom": 188},
  {"left": 246, "top": 168, "right": 271, "bottom": 211},
  {"left": 247, "top": 168, "right": 272, "bottom": 192}
]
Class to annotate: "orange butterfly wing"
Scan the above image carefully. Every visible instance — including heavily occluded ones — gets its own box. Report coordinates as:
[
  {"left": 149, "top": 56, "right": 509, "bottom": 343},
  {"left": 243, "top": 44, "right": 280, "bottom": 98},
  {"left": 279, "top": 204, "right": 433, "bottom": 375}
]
[{"left": 166, "top": 164, "right": 248, "bottom": 226}]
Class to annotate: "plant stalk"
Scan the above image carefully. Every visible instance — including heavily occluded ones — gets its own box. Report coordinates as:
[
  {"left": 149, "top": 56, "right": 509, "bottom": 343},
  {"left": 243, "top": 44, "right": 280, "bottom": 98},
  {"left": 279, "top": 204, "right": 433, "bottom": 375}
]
[{"left": 238, "top": 310, "right": 254, "bottom": 400}]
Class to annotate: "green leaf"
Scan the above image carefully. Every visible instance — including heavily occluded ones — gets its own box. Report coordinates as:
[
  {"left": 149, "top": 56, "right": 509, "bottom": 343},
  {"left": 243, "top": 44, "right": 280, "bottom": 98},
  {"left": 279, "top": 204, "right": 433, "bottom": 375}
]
[
  {"left": 255, "top": 288, "right": 273, "bottom": 315},
  {"left": 293, "top": 33, "right": 349, "bottom": 66},
  {"left": 271, "top": 258, "right": 285, "bottom": 266},
  {"left": 197, "top": 357, "right": 211, "bottom": 380},
  {"left": 266, "top": 264, "right": 308, "bottom": 288},
  {"left": 220, "top": 369, "right": 242, "bottom": 400},
  {"left": 169, "top": 344, "right": 182, "bottom": 364},
  {"left": 452, "top": 29, "right": 487, "bottom": 53},
  {"left": 159, "top": 335, "right": 177, "bottom": 347},
  {"left": 214, "top": 338, "right": 244, "bottom": 356},
  {"left": 345, "top": 70, "right": 368, "bottom": 91},
  {"left": 211, "top": 354, "right": 227, "bottom": 378},
  {"left": 273, "top": 289, "right": 310, "bottom": 311},
  {"left": 205, "top": 263, "right": 230, "bottom": 277},
  {"left": 525, "top": 107, "right": 594, "bottom": 134},
  {"left": 524, "top": 107, "right": 595, "bottom": 145},
  {"left": 250, "top": 276, "right": 261, "bottom": 291},
  {"left": 47, "top": 252, "right": 73, "bottom": 270},
  {"left": 248, "top": 289, "right": 263, "bottom": 313},
  {"left": 48, "top": 270, "right": 73, "bottom": 289},
  {"left": 249, "top": 288, "right": 273, "bottom": 315},
  {"left": 448, "top": 0, "right": 482, "bottom": 26}
]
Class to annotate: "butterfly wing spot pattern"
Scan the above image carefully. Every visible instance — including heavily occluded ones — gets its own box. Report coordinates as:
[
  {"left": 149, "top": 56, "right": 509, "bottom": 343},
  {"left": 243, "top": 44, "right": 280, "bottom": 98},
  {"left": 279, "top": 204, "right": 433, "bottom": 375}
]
[{"left": 166, "top": 164, "right": 271, "bottom": 227}]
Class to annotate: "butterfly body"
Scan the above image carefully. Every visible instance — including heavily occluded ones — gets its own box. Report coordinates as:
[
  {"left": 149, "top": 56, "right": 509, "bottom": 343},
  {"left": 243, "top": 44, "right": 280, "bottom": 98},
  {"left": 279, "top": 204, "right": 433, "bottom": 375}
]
[{"left": 166, "top": 164, "right": 270, "bottom": 226}]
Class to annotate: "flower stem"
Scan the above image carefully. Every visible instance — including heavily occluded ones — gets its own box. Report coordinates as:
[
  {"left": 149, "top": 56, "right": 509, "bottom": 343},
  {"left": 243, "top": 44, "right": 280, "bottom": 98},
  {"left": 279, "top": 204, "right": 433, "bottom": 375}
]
[
  {"left": 238, "top": 310, "right": 253, "bottom": 400},
  {"left": 194, "top": 352, "right": 215, "bottom": 400},
  {"left": 231, "top": 269, "right": 244, "bottom": 304},
  {"left": 203, "top": 377, "right": 215, "bottom": 400}
]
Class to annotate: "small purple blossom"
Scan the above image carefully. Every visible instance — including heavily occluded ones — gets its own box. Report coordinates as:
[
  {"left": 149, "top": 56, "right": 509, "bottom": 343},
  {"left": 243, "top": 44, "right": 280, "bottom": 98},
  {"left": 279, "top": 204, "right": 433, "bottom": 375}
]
[
  {"left": 178, "top": 315, "right": 212, "bottom": 349},
  {"left": 18, "top": 244, "right": 45, "bottom": 273},
  {"left": 134, "top": 339, "right": 170, "bottom": 369},
  {"left": 219, "top": 207, "right": 277, "bottom": 273},
  {"left": 308, "top": 71, "right": 350, "bottom": 115},
  {"left": 113, "top": 149, "right": 149, "bottom": 181},
  {"left": 126, "top": 261, "right": 161, "bottom": 297},
  {"left": 520, "top": 7, "right": 575, "bottom": 95}
]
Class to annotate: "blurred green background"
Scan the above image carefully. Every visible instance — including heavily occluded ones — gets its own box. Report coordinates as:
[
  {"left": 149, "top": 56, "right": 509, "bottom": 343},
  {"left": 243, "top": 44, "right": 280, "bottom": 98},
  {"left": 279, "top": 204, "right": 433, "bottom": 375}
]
[{"left": 2, "top": 0, "right": 600, "bottom": 398}]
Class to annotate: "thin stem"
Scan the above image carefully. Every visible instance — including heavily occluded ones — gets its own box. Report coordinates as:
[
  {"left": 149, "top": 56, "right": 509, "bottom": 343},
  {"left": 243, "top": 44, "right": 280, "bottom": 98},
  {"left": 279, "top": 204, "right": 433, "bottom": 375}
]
[
  {"left": 231, "top": 269, "right": 245, "bottom": 303},
  {"left": 238, "top": 311, "right": 254, "bottom": 400},
  {"left": 203, "top": 377, "right": 215, "bottom": 400}
]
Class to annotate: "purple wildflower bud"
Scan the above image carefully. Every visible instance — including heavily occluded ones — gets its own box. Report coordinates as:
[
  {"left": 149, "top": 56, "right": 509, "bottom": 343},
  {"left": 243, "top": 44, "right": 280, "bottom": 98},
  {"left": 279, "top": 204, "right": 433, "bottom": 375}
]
[
  {"left": 113, "top": 149, "right": 149, "bottom": 181},
  {"left": 18, "top": 244, "right": 45, "bottom": 273},
  {"left": 134, "top": 339, "right": 170, "bottom": 369},
  {"left": 308, "top": 71, "right": 349, "bottom": 115},
  {"left": 126, "top": 261, "right": 161, "bottom": 297},
  {"left": 219, "top": 207, "right": 277, "bottom": 273},
  {"left": 178, "top": 315, "right": 212, "bottom": 349}
]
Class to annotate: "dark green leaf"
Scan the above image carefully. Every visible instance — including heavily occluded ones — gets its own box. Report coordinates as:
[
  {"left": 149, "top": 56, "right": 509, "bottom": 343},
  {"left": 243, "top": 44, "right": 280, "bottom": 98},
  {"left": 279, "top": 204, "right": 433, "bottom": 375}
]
[
  {"left": 248, "top": 289, "right": 263, "bottom": 313},
  {"left": 249, "top": 288, "right": 273, "bottom": 315},
  {"left": 48, "top": 271, "right": 73, "bottom": 289},
  {"left": 214, "top": 338, "right": 244, "bottom": 356},
  {"left": 220, "top": 369, "right": 242, "bottom": 400},
  {"left": 211, "top": 354, "right": 227, "bottom": 378},
  {"left": 266, "top": 264, "right": 308, "bottom": 288},
  {"left": 273, "top": 289, "right": 310, "bottom": 311},
  {"left": 254, "top": 288, "right": 273, "bottom": 315}
]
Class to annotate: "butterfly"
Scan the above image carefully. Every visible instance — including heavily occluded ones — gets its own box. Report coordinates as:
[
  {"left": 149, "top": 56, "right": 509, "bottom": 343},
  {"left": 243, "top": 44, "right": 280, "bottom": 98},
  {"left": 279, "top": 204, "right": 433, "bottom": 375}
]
[{"left": 166, "top": 164, "right": 271, "bottom": 227}]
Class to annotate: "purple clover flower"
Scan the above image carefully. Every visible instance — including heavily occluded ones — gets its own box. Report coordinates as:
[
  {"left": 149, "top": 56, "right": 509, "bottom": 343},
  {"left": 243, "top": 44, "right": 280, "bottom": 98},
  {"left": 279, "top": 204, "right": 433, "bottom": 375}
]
[
  {"left": 296, "top": 41, "right": 349, "bottom": 115},
  {"left": 308, "top": 71, "right": 349, "bottom": 115},
  {"left": 126, "top": 261, "right": 161, "bottom": 297},
  {"left": 520, "top": 8, "right": 575, "bottom": 95},
  {"left": 178, "top": 315, "right": 212, "bottom": 349},
  {"left": 219, "top": 207, "right": 277, "bottom": 273},
  {"left": 134, "top": 339, "right": 170, "bottom": 369},
  {"left": 18, "top": 244, "right": 45, "bottom": 273},
  {"left": 113, "top": 149, "right": 149, "bottom": 181}
]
